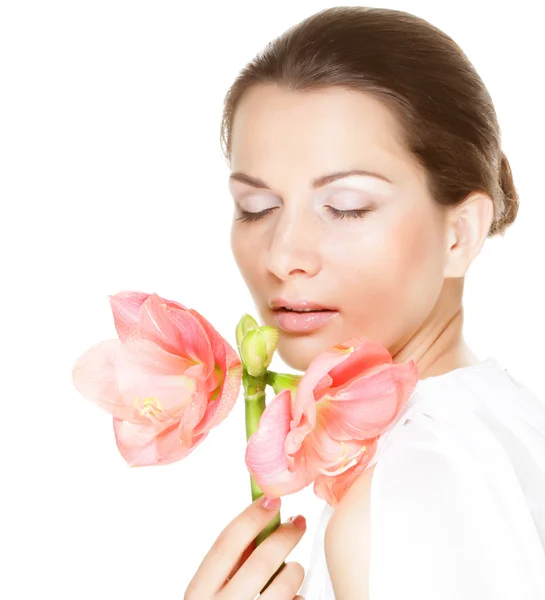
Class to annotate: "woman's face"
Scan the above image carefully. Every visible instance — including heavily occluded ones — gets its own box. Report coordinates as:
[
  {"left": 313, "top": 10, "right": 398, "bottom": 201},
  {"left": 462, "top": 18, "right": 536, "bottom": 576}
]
[{"left": 228, "top": 84, "right": 449, "bottom": 372}]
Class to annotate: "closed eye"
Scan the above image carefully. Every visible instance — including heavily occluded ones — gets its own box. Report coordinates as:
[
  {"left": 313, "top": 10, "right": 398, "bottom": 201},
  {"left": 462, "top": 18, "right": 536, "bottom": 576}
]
[
  {"left": 235, "top": 206, "right": 371, "bottom": 223},
  {"left": 235, "top": 207, "right": 278, "bottom": 223},
  {"left": 327, "top": 207, "right": 372, "bottom": 220}
]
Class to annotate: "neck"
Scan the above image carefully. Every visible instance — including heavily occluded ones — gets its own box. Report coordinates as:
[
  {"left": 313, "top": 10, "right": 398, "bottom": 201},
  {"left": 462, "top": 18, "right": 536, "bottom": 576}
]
[{"left": 391, "top": 278, "right": 480, "bottom": 380}]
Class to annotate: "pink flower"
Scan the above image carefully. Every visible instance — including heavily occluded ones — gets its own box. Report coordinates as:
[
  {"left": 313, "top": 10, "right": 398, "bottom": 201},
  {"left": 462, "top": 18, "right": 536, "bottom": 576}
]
[
  {"left": 245, "top": 337, "right": 418, "bottom": 506},
  {"left": 72, "top": 291, "right": 242, "bottom": 466}
]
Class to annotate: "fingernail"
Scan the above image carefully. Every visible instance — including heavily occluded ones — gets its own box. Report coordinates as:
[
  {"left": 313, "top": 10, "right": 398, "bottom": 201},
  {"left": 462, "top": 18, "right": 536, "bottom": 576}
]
[
  {"left": 261, "top": 496, "right": 281, "bottom": 511},
  {"left": 288, "top": 514, "right": 306, "bottom": 530}
]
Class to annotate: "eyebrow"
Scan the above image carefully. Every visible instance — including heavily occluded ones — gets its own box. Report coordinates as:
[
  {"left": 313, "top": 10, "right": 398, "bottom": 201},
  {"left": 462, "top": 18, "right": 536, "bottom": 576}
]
[{"left": 229, "top": 169, "right": 392, "bottom": 189}]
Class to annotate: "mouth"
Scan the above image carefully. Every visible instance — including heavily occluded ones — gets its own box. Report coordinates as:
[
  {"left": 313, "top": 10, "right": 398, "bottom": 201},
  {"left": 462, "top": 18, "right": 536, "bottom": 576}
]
[
  {"left": 271, "top": 307, "right": 339, "bottom": 333},
  {"left": 274, "top": 307, "right": 336, "bottom": 313},
  {"left": 270, "top": 297, "right": 339, "bottom": 312}
]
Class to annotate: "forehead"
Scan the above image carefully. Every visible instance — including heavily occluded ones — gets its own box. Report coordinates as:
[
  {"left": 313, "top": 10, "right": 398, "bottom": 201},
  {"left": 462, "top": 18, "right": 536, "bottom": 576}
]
[{"left": 229, "top": 84, "right": 410, "bottom": 176}]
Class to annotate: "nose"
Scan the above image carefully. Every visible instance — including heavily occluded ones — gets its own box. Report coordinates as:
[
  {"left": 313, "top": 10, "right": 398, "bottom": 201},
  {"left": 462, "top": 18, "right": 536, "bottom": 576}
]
[{"left": 265, "top": 207, "right": 322, "bottom": 280}]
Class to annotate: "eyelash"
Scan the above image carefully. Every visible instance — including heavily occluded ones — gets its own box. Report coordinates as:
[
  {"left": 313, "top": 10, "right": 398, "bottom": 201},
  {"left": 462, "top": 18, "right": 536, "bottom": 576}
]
[{"left": 236, "top": 206, "right": 371, "bottom": 223}]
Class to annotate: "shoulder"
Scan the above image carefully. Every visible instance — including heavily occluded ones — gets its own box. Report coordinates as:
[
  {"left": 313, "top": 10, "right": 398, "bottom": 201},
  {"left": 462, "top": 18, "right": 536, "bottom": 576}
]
[
  {"left": 324, "top": 380, "right": 545, "bottom": 599},
  {"left": 322, "top": 383, "right": 464, "bottom": 599},
  {"left": 323, "top": 418, "right": 462, "bottom": 600},
  {"left": 324, "top": 463, "right": 375, "bottom": 600}
]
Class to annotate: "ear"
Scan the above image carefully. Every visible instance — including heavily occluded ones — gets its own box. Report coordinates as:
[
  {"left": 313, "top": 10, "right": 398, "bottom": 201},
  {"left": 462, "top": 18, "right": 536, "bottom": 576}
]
[{"left": 443, "top": 192, "right": 494, "bottom": 278}]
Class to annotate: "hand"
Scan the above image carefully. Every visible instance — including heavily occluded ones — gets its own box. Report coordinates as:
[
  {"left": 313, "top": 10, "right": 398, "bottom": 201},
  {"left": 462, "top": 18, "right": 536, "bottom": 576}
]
[{"left": 184, "top": 495, "right": 307, "bottom": 599}]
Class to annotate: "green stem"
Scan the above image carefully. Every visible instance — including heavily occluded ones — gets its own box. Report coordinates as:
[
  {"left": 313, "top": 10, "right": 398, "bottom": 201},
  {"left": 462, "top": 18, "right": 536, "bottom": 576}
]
[
  {"left": 244, "top": 369, "right": 285, "bottom": 594},
  {"left": 264, "top": 369, "right": 302, "bottom": 395}
]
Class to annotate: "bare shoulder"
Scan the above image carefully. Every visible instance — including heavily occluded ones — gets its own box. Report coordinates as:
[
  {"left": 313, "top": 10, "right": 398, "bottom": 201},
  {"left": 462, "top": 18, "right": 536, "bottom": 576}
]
[{"left": 324, "top": 464, "right": 376, "bottom": 600}]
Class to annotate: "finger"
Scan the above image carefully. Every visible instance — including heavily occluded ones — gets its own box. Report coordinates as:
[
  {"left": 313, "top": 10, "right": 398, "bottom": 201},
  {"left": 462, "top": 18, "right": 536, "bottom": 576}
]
[
  {"left": 188, "top": 495, "right": 281, "bottom": 596},
  {"left": 220, "top": 538, "right": 256, "bottom": 591},
  {"left": 257, "top": 562, "right": 305, "bottom": 600},
  {"left": 220, "top": 516, "right": 307, "bottom": 600}
]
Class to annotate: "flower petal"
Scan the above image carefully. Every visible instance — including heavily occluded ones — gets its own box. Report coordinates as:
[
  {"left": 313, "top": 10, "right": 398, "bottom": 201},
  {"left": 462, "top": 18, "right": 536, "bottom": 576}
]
[
  {"left": 108, "top": 291, "right": 152, "bottom": 342},
  {"left": 313, "top": 442, "right": 378, "bottom": 506},
  {"left": 190, "top": 310, "right": 243, "bottom": 434},
  {"left": 326, "top": 337, "right": 392, "bottom": 389},
  {"left": 290, "top": 352, "right": 339, "bottom": 431},
  {"left": 71, "top": 339, "right": 141, "bottom": 421},
  {"left": 116, "top": 338, "right": 198, "bottom": 419},
  {"left": 319, "top": 361, "right": 418, "bottom": 439},
  {"left": 245, "top": 390, "right": 313, "bottom": 497},
  {"left": 305, "top": 419, "right": 368, "bottom": 469},
  {"left": 189, "top": 309, "right": 240, "bottom": 377},
  {"left": 177, "top": 383, "right": 209, "bottom": 447},
  {"left": 113, "top": 418, "right": 207, "bottom": 466},
  {"left": 137, "top": 294, "right": 214, "bottom": 372},
  {"left": 192, "top": 364, "right": 242, "bottom": 436},
  {"left": 291, "top": 337, "right": 392, "bottom": 432}
]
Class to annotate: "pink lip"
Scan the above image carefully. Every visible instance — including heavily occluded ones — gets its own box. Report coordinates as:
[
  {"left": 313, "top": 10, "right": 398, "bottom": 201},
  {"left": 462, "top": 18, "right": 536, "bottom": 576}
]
[
  {"left": 270, "top": 297, "right": 338, "bottom": 311},
  {"left": 273, "top": 309, "right": 339, "bottom": 333}
]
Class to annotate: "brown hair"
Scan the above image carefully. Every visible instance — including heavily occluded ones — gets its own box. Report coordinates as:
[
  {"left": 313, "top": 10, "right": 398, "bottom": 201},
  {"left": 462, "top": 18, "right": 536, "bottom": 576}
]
[{"left": 220, "top": 6, "right": 519, "bottom": 237}]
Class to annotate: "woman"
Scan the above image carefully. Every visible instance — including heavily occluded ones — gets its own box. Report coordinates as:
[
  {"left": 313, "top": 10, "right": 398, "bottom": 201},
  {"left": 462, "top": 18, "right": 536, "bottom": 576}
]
[{"left": 185, "top": 6, "right": 545, "bottom": 599}]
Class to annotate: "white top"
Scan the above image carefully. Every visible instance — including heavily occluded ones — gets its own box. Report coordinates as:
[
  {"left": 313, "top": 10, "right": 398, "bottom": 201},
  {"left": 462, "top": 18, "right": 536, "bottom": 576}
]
[{"left": 299, "top": 357, "right": 545, "bottom": 599}]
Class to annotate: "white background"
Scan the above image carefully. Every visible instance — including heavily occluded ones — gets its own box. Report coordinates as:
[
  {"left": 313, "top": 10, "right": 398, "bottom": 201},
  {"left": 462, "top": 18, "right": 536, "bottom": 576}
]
[{"left": 1, "top": 1, "right": 544, "bottom": 598}]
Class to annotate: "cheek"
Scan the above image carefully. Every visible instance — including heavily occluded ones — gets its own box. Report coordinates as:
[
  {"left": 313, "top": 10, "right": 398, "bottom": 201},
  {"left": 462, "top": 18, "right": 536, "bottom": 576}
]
[
  {"left": 231, "top": 226, "right": 266, "bottom": 295},
  {"left": 393, "top": 213, "right": 445, "bottom": 313},
  {"left": 231, "top": 226, "right": 253, "bottom": 276},
  {"left": 332, "top": 208, "right": 445, "bottom": 343},
  {"left": 393, "top": 209, "right": 444, "bottom": 275}
]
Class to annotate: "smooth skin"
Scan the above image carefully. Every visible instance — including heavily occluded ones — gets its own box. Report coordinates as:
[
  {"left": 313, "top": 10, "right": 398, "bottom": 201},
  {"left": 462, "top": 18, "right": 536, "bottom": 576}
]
[
  {"left": 224, "top": 83, "right": 495, "bottom": 597},
  {"left": 184, "top": 496, "right": 306, "bottom": 599},
  {"left": 188, "top": 82, "right": 495, "bottom": 598},
  {"left": 228, "top": 84, "right": 494, "bottom": 380}
]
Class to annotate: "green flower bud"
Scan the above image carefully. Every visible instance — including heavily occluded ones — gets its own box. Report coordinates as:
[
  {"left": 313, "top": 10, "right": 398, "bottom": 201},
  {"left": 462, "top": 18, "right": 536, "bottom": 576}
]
[
  {"left": 236, "top": 314, "right": 259, "bottom": 352},
  {"left": 259, "top": 326, "right": 279, "bottom": 370},
  {"left": 240, "top": 328, "right": 268, "bottom": 377}
]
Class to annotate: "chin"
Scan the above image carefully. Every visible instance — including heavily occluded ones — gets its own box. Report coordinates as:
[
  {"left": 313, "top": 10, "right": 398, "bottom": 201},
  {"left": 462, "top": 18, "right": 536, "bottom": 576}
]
[{"left": 276, "top": 336, "right": 330, "bottom": 373}]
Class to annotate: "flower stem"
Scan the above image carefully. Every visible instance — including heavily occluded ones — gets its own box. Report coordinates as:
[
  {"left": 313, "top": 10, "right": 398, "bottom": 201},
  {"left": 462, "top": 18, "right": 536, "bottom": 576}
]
[
  {"left": 243, "top": 369, "right": 285, "bottom": 593},
  {"left": 264, "top": 370, "right": 302, "bottom": 395}
]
